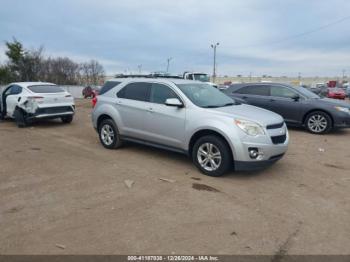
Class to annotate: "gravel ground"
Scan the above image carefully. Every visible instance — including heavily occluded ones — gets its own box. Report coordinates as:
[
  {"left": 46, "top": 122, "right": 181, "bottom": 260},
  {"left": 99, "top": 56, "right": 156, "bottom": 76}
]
[{"left": 0, "top": 99, "right": 349, "bottom": 255}]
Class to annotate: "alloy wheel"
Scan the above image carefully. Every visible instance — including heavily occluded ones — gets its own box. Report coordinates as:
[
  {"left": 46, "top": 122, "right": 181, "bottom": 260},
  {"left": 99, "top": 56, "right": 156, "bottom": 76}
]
[
  {"left": 101, "top": 124, "right": 115, "bottom": 146},
  {"left": 197, "top": 143, "right": 222, "bottom": 171},
  {"left": 307, "top": 114, "right": 328, "bottom": 133}
]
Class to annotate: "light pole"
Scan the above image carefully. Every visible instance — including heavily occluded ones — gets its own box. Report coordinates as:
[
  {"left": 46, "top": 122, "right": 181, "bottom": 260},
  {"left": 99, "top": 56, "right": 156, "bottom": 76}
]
[
  {"left": 138, "top": 64, "right": 142, "bottom": 74},
  {"left": 166, "top": 57, "right": 173, "bottom": 73},
  {"left": 342, "top": 69, "right": 346, "bottom": 79},
  {"left": 211, "top": 42, "right": 220, "bottom": 82}
]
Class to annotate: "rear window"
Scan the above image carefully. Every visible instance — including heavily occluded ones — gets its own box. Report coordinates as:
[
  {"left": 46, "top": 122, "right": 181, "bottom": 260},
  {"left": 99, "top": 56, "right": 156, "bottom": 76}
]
[
  {"left": 100, "top": 81, "right": 121, "bottom": 95},
  {"left": 28, "top": 85, "right": 64, "bottom": 93}
]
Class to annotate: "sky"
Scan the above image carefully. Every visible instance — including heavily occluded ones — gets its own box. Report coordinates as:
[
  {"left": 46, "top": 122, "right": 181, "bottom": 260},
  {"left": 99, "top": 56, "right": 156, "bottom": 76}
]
[{"left": 1, "top": 0, "right": 350, "bottom": 77}]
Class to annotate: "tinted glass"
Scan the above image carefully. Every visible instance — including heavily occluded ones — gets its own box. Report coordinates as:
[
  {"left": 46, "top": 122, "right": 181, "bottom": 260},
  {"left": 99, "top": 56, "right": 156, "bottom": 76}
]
[
  {"left": 150, "top": 83, "right": 178, "bottom": 104},
  {"left": 28, "top": 85, "right": 64, "bottom": 93},
  {"left": 297, "top": 87, "right": 319, "bottom": 98},
  {"left": 117, "top": 82, "right": 151, "bottom": 102},
  {"left": 270, "top": 86, "right": 297, "bottom": 98},
  {"left": 10, "top": 85, "right": 22, "bottom": 95},
  {"left": 100, "top": 81, "right": 121, "bottom": 95},
  {"left": 177, "top": 83, "right": 234, "bottom": 108},
  {"left": 193, "top": 74, "right": 210, "bottom": 82},
  {"left": 236, "top": 85, "right": 270, "bottom": 96}
]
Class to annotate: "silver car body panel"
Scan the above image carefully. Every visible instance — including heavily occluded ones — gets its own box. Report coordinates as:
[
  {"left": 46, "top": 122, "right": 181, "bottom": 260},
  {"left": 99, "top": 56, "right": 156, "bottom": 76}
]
[{"left": 92, "top": 78, "right": 289, "bottom": 169}]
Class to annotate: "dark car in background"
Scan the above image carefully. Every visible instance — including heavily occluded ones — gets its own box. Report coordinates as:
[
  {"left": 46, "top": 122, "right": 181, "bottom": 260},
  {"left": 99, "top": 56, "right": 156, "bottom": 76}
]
[
  {"left": 82, "top": 86, "right": 101, "bottom": 98},
  {"left": 222, "top": 83, "right": 350, "bottom": 134}
]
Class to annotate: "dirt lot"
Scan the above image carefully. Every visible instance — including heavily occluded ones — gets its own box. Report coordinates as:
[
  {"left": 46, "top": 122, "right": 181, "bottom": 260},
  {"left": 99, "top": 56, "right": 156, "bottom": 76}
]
[{"left": 0, "top": 99, "right": 349, "bottom": 255}]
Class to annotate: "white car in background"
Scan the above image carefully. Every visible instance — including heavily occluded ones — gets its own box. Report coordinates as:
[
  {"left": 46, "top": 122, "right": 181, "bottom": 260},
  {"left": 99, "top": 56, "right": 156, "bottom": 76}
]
[{"left": 0, "top": 82, "right": 75, "bottom": 127}]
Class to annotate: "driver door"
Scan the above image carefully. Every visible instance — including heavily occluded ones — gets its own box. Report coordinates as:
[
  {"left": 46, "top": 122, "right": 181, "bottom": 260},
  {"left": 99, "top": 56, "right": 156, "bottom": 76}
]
[
  {"left": 268, "top": 85, "right": 303, "bottom": 124},
  {"left": 5, "top": 85, "right": 23, "bottom": 117}
]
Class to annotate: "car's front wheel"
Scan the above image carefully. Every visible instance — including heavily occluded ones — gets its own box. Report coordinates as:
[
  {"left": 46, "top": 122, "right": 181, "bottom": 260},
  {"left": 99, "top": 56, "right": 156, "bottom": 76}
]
[
  {"left": 305, "top": 111, "right": 332, "bottom": 134},
  {"left": 192, "top": 135, "right": 232, "bottom": 177},
  {"left": 98, "top": 119, "right": 123, "bottom": 149}
]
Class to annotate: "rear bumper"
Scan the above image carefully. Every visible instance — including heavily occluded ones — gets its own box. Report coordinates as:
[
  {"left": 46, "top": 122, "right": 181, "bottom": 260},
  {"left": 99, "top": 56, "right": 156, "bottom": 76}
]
[
  {"left": 28, "top": 106, "right": 75, "bottom": 120},
  {"left": 234, "top": 153, "right": 285, "bottom": 171}
]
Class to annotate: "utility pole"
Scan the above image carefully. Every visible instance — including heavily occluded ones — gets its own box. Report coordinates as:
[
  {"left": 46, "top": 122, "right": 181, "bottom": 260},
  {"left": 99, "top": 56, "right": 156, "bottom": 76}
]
[
  {"left": 138, "top": 64, "right": 142, "bottom": 74},
  {"left": 211, "top": 42, "right": 220, "bottom": 82},
  {"left": 166, "top": 57, "right": 173, "bottom": 73}
]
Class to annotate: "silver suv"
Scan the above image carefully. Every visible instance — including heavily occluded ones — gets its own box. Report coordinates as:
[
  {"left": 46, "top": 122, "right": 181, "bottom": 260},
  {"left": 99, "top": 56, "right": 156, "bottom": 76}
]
[{"left": 92, "top": 78, "right": 289, "bottom": 176}]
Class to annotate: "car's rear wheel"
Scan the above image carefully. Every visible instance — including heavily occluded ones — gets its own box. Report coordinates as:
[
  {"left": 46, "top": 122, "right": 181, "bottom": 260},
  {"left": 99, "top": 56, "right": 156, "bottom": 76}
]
[
  {"left": 14, "top": 108, "right": 27, "bottom": 128},
  {"left": 61, "top": 115, "right": 73, "bottom": 124},
  {"left": 305, "top": 111, "right": 332, "bottom": 134},
  {"left": 192, "top": 135, "right": 232, "bottom": 177},
  {"left": 98, "top": 119, "right": 123, "bottom": 149}
]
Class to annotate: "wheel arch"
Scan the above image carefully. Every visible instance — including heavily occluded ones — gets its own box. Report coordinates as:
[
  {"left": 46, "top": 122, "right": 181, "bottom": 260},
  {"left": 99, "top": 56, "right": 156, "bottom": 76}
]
[
  {"left": 188, "top": 129, "right": 234, "bottom": 160},
  {"left": 302, "top": 109, "right": 334, "bottom": 127}
]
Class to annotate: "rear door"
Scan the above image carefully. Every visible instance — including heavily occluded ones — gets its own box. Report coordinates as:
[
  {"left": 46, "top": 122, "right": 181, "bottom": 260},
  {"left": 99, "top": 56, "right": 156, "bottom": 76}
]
[
  {"left": 115, "top": 82, "right": 151, "bottom": 139},
  {"left": 143, "top": 83, "right": 186, "bottom": 149}
]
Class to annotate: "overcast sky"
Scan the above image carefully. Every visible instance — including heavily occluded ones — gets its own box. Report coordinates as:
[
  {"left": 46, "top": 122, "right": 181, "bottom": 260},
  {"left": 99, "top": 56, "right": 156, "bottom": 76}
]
[{"left": 1, "top": 0, "right": 350, "bottom": 76}]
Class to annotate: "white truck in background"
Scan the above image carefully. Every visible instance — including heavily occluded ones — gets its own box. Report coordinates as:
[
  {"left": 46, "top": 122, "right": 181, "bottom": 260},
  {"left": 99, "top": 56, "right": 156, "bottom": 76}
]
[{"left": 183, "top": 72, "right": 218, "bottom": 89}]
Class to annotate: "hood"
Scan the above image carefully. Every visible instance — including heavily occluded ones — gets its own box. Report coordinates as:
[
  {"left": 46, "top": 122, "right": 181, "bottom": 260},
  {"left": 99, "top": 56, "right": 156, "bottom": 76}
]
[
  {"left": 317, "top": 98, "right": 350, "bottom": 108},
  {"left": 208, "top": 104, "right": 284, "bottom": 127}
]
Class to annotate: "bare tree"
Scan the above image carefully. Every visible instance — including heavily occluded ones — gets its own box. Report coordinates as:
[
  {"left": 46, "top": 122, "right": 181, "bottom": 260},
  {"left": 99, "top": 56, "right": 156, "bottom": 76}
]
[{"left": 80, "top": 60, "right": 105, "bottom": 85}]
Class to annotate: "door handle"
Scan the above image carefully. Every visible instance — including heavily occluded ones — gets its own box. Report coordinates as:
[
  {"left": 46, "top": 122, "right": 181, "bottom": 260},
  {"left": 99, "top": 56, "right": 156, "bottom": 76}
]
[
  {"left": 148, "top": 107, "right": 154, "bottom": 112},
  {"left": 269, "top": 99, "right": 275, "bottom": 102},
  {"left": 116, "top": 100, "right": 122, "bottom": 104}
]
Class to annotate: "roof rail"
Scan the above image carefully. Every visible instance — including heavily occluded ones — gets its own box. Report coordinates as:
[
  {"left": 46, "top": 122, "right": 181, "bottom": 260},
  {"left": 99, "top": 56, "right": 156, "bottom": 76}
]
[{"left": 114, "top": 74, "right": 183, "bottom": 79}]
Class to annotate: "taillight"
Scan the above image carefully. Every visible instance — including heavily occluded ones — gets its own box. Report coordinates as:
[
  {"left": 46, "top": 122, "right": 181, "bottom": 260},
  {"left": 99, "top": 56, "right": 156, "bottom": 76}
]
[{"left": 92, "top": 96, "right": 97, "bottom": 108}]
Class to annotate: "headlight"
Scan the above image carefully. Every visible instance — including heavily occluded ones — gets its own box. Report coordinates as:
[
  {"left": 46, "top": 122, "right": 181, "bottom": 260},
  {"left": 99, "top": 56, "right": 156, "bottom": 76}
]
[
  {"left": 235, "top": 119, "right": 265, "bottom": 136},
  {"left": 334, "top": 106, "right": 350, "bottom": 114}
]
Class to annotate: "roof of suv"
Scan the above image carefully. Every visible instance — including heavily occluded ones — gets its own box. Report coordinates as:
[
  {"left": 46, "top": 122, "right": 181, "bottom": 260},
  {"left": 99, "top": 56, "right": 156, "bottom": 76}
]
[{"left": 107, "top": 78, "right": 203, "bottom": 85}]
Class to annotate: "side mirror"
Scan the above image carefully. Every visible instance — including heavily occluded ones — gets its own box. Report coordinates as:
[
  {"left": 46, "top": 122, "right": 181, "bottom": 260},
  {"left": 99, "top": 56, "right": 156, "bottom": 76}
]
[
  {"left": 165, "top": 98, "right": 183, "bottom": 108},
  {"left": 291, "top": 94, "right": 300, "bottom": 101}
]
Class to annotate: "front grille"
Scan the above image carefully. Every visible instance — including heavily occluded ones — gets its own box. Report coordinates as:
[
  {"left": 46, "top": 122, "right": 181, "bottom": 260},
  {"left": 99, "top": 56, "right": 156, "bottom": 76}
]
[
  {"left": 36, "top": 106, "right": 73, "bottom": 115},
  {"left": 271, "top": 134, "right": 286, "bottom": 144},
  {"left": 267, "top": 122, "right": 284, "bottom": 129}
]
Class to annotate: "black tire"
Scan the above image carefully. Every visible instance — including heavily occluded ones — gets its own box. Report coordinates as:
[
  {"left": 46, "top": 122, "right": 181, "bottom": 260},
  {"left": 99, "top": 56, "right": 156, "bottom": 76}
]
[
  {"left": 192, "top": 135, "right": 232, "bottom": 177},
  {"left": 98, "top": 118, "right": 123, "bottom": 149},
  {"left": 13, "top": 108, "right": 27, "bottom": 128},
  {"left": 61, "top": 115, "right": 73, "bottom": 124},
  {"left": 305, "top": 111, "right": 332, "bottom": 134}
]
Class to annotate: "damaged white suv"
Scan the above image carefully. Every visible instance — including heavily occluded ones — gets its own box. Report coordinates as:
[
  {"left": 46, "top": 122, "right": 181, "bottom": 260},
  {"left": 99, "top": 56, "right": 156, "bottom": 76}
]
[{"left": 0, "top": 82, "right": 75, "bottom": 127}]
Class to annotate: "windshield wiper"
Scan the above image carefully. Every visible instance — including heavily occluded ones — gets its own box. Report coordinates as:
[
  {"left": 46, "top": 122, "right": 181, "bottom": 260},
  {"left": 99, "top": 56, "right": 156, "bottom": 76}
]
[
  {"left": 202, "top": 102, "right": 236, "bottom": 108},
  {"left": 221, "top": 102, "right": 235, "bottom": 107}
]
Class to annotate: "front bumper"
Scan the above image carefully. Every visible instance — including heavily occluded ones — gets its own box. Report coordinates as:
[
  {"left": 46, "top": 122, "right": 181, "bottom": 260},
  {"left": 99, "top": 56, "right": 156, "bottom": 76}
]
[
  {"left": 234, "top": 153, "right": 285, "bottom": 171},
  {"left": 228, "top": 123, "right": 289, "bottom": 171}
]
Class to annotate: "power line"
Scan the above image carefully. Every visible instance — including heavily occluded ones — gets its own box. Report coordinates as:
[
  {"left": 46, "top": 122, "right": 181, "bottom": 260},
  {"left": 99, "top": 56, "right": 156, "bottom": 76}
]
[{"left": 236, "top": 14, "right": 350, "bottom": 48}]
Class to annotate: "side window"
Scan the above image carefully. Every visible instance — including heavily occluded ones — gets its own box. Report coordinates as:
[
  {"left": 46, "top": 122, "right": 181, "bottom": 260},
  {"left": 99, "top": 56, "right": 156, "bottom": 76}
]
[
  {"left": 186, "top": 74, "right": 193, "bottom": 80},
  {"left": 270, "top": 86, "right": 297, "bottom": 98},
  {"left": 236, "top": 85, "right": 270, "bottom": 96},
  {"left": 100, "top": 81, "right": 121, "bottom": 95},
  {"left": 117, "top": 82, "right": 151, "bottom": 102},
  {"left": 10, "top": 85, "right": 22, "bottom": 95},
  {"left": 150, "top": 83, "right": 178, "bottom": 104}
]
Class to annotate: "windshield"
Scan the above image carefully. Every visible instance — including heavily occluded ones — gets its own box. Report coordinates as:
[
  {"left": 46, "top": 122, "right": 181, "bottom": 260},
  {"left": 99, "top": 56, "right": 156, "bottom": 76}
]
[
  {"left": 193, "top": 74, "right": 210, "bottom": 82},
  {"left": 28, "top": 85, "right": 65, "bottom": 93},
  {"left": 177, "top": 83, "right": 235, "bottom": 108}
]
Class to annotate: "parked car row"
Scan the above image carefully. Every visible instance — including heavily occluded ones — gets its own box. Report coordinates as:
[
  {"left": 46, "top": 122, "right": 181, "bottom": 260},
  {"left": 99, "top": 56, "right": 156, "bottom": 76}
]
[{"left": 1, "top": 77, "right": 350, "bottom": 177}]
